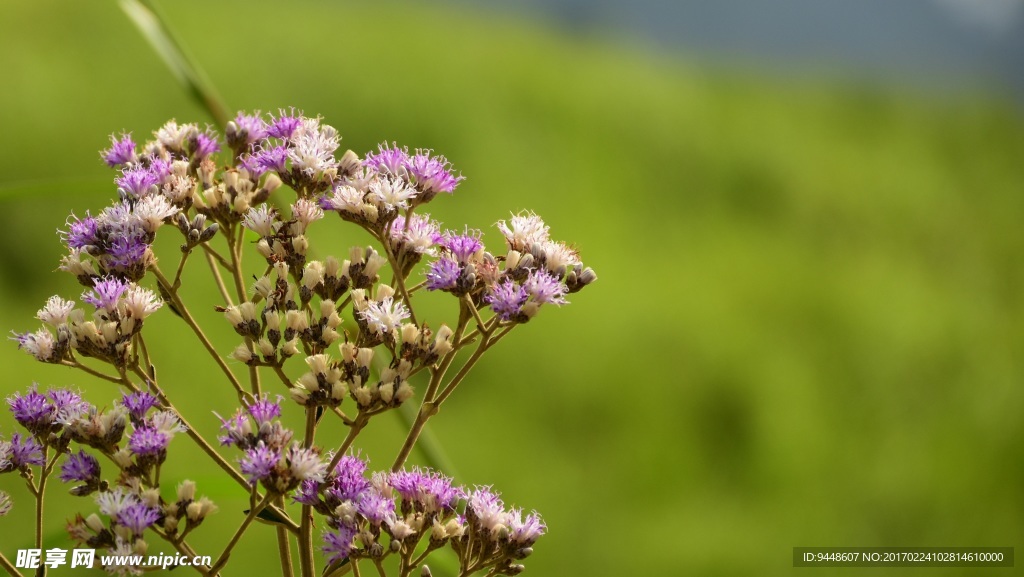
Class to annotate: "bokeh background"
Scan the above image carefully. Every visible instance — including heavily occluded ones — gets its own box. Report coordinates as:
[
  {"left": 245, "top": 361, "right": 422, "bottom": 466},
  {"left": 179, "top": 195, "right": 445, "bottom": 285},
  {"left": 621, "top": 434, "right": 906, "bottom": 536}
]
[{"left": 1, "top": 0, "right": 1023, "bottom": 575}]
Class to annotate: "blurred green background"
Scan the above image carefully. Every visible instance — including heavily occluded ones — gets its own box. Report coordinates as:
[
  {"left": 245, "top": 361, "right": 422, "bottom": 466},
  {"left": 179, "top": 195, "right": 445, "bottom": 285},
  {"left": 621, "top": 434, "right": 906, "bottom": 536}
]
[{"left": 1, "top": 1, "right": 1023, "bottom": 575}]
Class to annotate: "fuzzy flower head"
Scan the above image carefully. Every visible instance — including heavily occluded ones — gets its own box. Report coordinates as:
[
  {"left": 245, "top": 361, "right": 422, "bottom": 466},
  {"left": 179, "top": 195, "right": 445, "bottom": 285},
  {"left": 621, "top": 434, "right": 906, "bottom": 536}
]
[
  {"left": 9, "top": 433, "right": 45, "bottom": 469},
  {"left": 326, "top": 453, "right": 371, "bottom": 502},
  {"left": 95, "top": 487, "right": 139, "bottom": 518},
  {"left": 230, "top": 111, "right": 268, "bottom": 147},
  {"left": 240, "top": 442, "right": 280, "bottom": 484},
  {"left": 497, "top": 211, "right": 550, "bottom": 253},
  {"left": 128, "top": 425, "right": 169, "bottom": 456},
  {"left": 11, "top": 329, "right": 58, "bottom": 363},
  {"left": 59, "top": 450, "right": 100, "bottom": 484},
  {"left": 367, "top": 176, "right": 417, "bottom": 209},
  {"left": 466, "top": 486, "right": 507, "bottom": 535},
  {"left": 247, "top": 394, "right": 283, "bottom": 426},
  {"left": 425, "top": 258, "right": 460, "bottom": 292},
  {"left": 268, "top": 108, "right": 303, "bottom": 140},
  {"left": 248, "top": 145, "right": 289, "bottom": 176},
  {"left": 523, "top": 269, "right": 568, "bottom": 306},
  {"left": 82, "top": 277, "right": 130, "bottom": 312},
  {"left": 389, "top": 468, "right": 464, "bottom": 512},
  {"left": 7, "top": 386, "right": 54, "bottom": 433},
  {"left": 407, "top": 150, "right": 464, "bottom": 196},
  {"left": 242, "top": 205, "right": 279, "bottom": 237},
  {"left": 36, "top": 296, "right": 76, "bottom": 327},
  {"left": 363, "top": 143, "right": 410, "bottom": 177},
  {"left": 48, "top": 388, "right": 89, "bottom": 424},
  {"left": 116, "top": 165, "right": 161, "bottom": 198},
  {"left": 106, "top": 231, "right": 151, "bottom": 271},
  {"left": 288, "top": 117, "right": 340, "bottom": 177},
  {"left": 102, "top": 133, "right": 138, "bottom": 167},
  {"left": 358, "top": 297, "right": 410, "bottom": 336},
  {"left": 121, "top": 392, "right": 159, "bottom": 421},
  {"left": 116, "top": 502, "right": 161, "bottom": 536},
  {"left": 389, "top": 213, "right": 440, "bottom": 255},
  {"left": 63, "top": 214, "right": 100, "bottom": 250},
  {"left": 484, "top": 279, "right": 528, "bottom": 321},
  {"left": 121, "top": 285, "right": 163, "bottom": 319},
  {"left": 285, "top": 443, "right": 327, "bottom": 483},
  {"left": 0, "top": 439, "right": 11, "bottom": 472},
  {"left": 322, "top": 525, "right": 358, "bottom": 564},
  {"left": 438, "top": 230, "right": 484, "bottom": 264}
]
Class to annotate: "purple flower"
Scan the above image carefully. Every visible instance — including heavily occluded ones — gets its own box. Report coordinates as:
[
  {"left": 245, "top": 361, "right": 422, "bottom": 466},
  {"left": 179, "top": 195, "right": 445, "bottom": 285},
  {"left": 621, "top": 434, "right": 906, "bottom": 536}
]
[
  {"left": 328, "top": 454, "right": 370, "bottom": 502},
  {"left": 106, "top": 232, "right": 150, "bottom": 270},
  {"left": 293, "top": 479, "right": 320, "bottom": 506},
  {"left": 356, "top": 491, "right": 396, "bottom": 525},
  {"left": 233, "top": 112, "right": 268, "bottom": 145},
  {"left": 466, "top": 486, "right": 506, "bottom": 534},
  {"left": 217, "top": 408, "right": 251, "bottom": 447},
  {"left": 9, "top": 433, "right": 44, "bottom": 468},
  {"left": 364, "top": 143, "right": 410, "bottom": 176},
  {"left": 508, "top": 508, "right": 546, "bottom": 545},
  {"left": 7, "top": 387, "right": 53, "bottom": 433},
  {"left": 268, "top": 109, "right": 303, "bottom": 140},
  {"left": 101, "top": 133, "right": 137, "bottom": 167},
  {"left": 250, "top": 145, "right": 288, "bottom": 174},
  {"left": 438, "top": 231, "right": 484, "bottom": 264},
  {"left": 63, "top": 214, "right": 99, "bottom": 250},
  {"left": 193, "top": 131, "right": 221, "bottom": 158},
  {"left": 523, "top": 269, "right": 568, "bottom": 305},
  {"left": 116, "top": 502, "right": 161, "bottom": 536},
  {"left": 82, "top": 277, "right": 129, "bottom": 311},
  {"left": 48, "top": 389, "right": 89, "bottom": 423},
  {"left": 425, "top": 258, "right": 461, "bottom": 291},
  {"left": 128, "top": 425, "right": 169, "bottom": 456},
  {"left": 240, "top": 442, "right": 280, "bottom": 483},
  {"left": 407, "top": 150, "right": 463, "bottom": 195},
  {"left": 389, "top": 467, "right": 464, "bottom": 512},
  {"left": 247, "top": 395, "right": 282, "bottom": 426},
  {"left": 59, "top": 450, "right": 100, "bottom": 483},
  {"left": 322, "top": 525, "right": 358, "bottom": 564},
  {"left": 116, "top": 165, "right": 160, "bottom": 197},
  {"left": 484, "top": 279, "right": 528, "bottom": 321},
  {"left": 121, "top": 392, "right": 159, "bottom": 420}
]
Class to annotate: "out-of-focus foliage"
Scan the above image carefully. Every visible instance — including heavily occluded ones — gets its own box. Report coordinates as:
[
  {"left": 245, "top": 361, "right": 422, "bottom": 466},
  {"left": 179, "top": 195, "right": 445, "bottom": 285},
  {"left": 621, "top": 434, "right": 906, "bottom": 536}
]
[{"left": 1, "top": 1, "right": 1023, "bottom": 575}]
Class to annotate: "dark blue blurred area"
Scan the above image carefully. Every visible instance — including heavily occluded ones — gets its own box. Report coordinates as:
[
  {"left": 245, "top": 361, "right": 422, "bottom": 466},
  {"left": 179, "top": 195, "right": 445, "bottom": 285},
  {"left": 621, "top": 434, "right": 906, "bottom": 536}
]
[{"left": 447, "top": 0, "right": 1024, "bottom": 101}]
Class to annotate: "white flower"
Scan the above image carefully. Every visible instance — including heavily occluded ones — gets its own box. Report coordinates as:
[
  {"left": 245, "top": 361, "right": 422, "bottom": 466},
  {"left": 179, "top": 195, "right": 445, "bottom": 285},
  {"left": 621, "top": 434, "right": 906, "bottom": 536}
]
[
  {"left": 288, "top": 118, "right": 340, "bottom": 177},
  {"left": 368, "top": 177, "right": 417, "bottom": 209},
  {"left": 497, "top": 211, "right": 550, "bottom": 252},
  {"left": 285, "top": 444, "right": 327, "bottom": 482},
  {"left": 0, "top": 441, "right": 11, "bottom": 472},
  {"left": 154, "top": 120, "right": 198, "bottom": 150},
  {"left": 323, "top": 184, "right": 365, "bottom": 213},
  {"left": 149, "top": 410, "right": 187, "bottom": 438},
  {"left": 121, "top": 286, "right": 163, "bottom": 320},
  {"left": 242, "top": 206, "right": 279, "bottom": 237},
  {"left": 389, "top": 214, "right": 440, "bottom": 255},
  {"left": 162, "top": 174, "right": 196, "bottom": 204},
  {"left": 14, "top": 329, "right": 56, "bottom": 361},
  {"left": 291, "top": 198, "right": 324, "bottom": 230},
  {"left": 541, "top": 241, "right": 580, "bottom": 273},
  {"left": 358, "top": 297, "right": 410, "bottom": 336},
  {"left": 95, "top": 487, "right": 138, "bottom": 517},
  {"left": 36, "top": 296, "right": 75, "bottom": 326},
  {"left": 133, "top": 195, "right": 178, "bottom": 233}
]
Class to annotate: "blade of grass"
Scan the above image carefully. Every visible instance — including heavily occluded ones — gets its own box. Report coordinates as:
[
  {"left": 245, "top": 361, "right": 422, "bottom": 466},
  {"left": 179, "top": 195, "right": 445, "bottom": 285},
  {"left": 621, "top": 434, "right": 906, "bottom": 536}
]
[{"left": 119, "top": 0, "right": 229, "bottom": 126}]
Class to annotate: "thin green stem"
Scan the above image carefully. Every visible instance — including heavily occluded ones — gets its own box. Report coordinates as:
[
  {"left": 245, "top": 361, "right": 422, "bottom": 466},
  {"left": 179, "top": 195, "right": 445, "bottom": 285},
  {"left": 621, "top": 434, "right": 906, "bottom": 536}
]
[
  {"left": 210, "top": 492, "right": 274, "bottom": 574},
  {"left": 0, "top": 552, "right": 21, "bottom": 577},
  {"left": 60, "top": 360, "right": 123, "bottom": 385},
  {"left": 152, "top": 264, "right": 250, "bottom": 401},
  {"left": 33, "top": 446, "right": 49, "bottom": 577},
  {"left": 299, "top": 407, "right": 318, "bottom": 577},
  {"left": 275, "top": 496, "right": 295, "bottom": 577}
]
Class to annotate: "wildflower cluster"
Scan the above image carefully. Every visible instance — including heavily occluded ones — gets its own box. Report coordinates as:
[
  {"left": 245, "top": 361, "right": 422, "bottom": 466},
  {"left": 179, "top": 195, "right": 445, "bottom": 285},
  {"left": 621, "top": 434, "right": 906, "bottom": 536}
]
[
  {"left": 2, "top": 385, "right": 216, "bottom": 576},
  {"left": 4, "top": 109, "right": 595, "bottom": 577}
]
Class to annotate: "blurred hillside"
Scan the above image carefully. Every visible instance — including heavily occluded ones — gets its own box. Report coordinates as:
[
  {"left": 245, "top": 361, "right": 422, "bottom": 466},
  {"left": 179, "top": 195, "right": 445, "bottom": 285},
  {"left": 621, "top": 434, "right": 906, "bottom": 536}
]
[{"left": 1, "top": 1, "right": 1023, "bottom": 576}]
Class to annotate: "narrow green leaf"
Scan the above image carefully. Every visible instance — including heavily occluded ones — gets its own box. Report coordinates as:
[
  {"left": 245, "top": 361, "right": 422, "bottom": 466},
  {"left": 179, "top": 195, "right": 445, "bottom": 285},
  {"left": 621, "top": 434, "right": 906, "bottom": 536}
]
[{"left": 119, "top": 0, "right": 229, "bottom": 126}]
